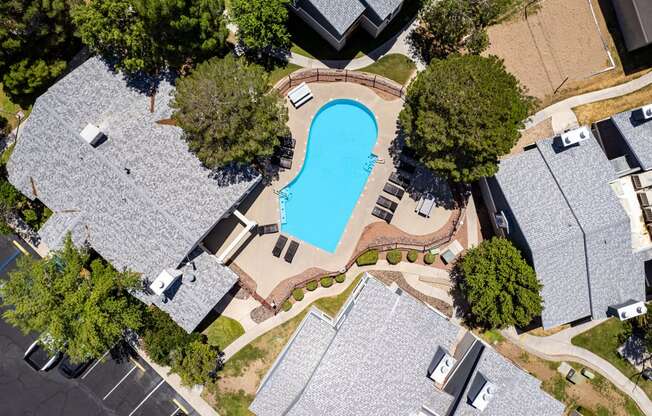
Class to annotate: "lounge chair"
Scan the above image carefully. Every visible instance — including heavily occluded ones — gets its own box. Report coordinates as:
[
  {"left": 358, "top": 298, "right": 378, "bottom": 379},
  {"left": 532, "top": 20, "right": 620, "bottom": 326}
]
[
  {"left": 416, "top": 194, "right": 435, "bottom": 218},
  {"left": 383, "top": 183, "right": 404, "bottom": 200},
  {"left": 272, "top": 156, "right": 292, "bottom": 169},
  {"left": 258, "top": 223, "right": 279, "bottom": 235},
  {"left": 284, "top": 240, "right": 299, "bottom": 263},
  {"left": 389, "top": 172, "right": 410, "bottom": 189},
  {"left": 372, "top": 207, "right": 393, "bottom": 223},
  {"left": 632, "top": 171, "right": 652, "bottom": 189},
  {"left": 376, "top": 195, "right": 398, "bottom": 213},
  {"left": 275, "top": 146, "right": 294, "bottom": 158},
  {"left": 287, "top": 82, "right": 313, "bottom": 108},
  {"left": 272, "top": 235, "right": 288, "bottom": 257},
  {"left": 440, "top": 240, "right": 463, "bottom": 264},
  {"left": 280, "top": 136, "right": 296, "bottom": 149}
]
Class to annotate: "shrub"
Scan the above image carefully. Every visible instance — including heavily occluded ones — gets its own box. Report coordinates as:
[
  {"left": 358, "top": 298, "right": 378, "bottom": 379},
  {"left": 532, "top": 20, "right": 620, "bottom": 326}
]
[
  {"left": 306, "top": 280, "right": 318, "bottom": 291},
  {"left": 335, "top": 274, "right": 346, "bottom": 284},
  {"left": 407, "top": 250, "right": 418, "bottom": 263},
  {"left": 142, "top": 306, "right": 202, "bottom": 366},
  {"left": 424, "top": 252, "right": 436, "bottom": 265},
  {"left": 386, "top": 249, "right": 402, "bottom": 265},
  {"left": 282, "top": 300, "right": 292, "bottom": 312},
  {"left": 320, "top": 277, "right": 334, "bottom": 288},
  {"left": 356, "top": 249, "right": 379, "bottom": 266},
  {"left": 292, "top": 288, "right": 304, "bottom": 301},
  {"left": 169, "top": 340, "right": 220, "bottom": 387}
]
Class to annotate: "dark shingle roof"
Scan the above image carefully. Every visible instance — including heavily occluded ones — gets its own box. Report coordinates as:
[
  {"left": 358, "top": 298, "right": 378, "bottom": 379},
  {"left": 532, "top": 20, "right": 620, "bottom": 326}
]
[
  {"left": 250, "top": 275, "right": 565, "bottom": 416},
  {"left": 7, "top": 57, "right": 260, "bottom": 332}
]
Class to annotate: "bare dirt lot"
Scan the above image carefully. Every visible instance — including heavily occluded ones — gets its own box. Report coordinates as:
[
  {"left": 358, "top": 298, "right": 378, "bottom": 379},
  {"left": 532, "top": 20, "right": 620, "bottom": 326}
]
[{"left": 486, "top": 0, "right": 612, "bottom": 100}]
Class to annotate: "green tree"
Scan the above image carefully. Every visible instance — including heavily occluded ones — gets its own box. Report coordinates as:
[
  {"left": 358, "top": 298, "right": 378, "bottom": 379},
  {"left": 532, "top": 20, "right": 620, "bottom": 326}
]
[
  {"left": 0, "top": 0, "right": 79, "bottom": 100},
  {"left": 72, "top": 0, "right": 228, "bottom": 74},
  {"left": 231, "top": 0, "right": 290, "bottom": 51},
  {"left": 456, "top": 237, "right": 543, "bottom": 329},
  {"left": 141, "top": 306, "right": 201, "bottom": 366},
  {"left": 399, "top": 55, "right": 533, "bottom": 182},
  {"left": 0, "top": 234, "right": 144, "bottom": 362},
  {"left": 171, "top": 55, "right": 289, "bottom": 168},
  {"left": 169, "top": 340, "right": 220, "bottom": 386}
]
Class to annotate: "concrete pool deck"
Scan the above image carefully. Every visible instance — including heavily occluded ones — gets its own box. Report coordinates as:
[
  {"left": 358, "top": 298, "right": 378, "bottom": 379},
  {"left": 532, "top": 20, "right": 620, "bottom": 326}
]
[{"left": 209, "top": 82, "right": 457, "bottom": 300}]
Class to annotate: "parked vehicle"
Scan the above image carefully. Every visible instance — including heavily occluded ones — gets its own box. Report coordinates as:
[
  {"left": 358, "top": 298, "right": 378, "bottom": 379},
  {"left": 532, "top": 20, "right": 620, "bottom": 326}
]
[
  {"left": 24, "top": 338, "right": 62, "bottom": 371},
  {"left": 58, "top": 355, "right": 94, "bottom": 379}
]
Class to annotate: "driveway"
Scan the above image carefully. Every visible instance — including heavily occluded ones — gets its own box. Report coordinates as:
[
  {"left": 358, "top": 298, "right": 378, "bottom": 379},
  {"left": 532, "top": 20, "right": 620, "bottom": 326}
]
[{"left": 0, "top": 234, "right": 196, "bottom": 416}]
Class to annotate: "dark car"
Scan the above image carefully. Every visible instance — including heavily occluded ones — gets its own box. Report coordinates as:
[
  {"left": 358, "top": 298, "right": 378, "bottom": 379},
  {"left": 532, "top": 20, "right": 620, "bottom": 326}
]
[
  {"left": 23, "top": 339, "right": 62, "bottom": 371},
  {"left": 58, "top": 355, "right": 94, "bottom": 378}
]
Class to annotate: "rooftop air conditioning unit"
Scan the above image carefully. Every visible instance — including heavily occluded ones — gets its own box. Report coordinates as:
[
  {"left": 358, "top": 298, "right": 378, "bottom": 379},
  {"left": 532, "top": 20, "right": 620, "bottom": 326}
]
[
  {"left": 560, "top": 126, "right": 590, "bottom": 148},
  {"left": 633, "top": 105, "right": 652, "bottom": 122},
  {"left": 615, "top": 300, "right": 647, "bottom": 321},
  {"left": 150, "top": 269, "right": 182, "bottom": 296},
  {"left": 470, "top": 379, "right": 498, "bottom": 411},
  {"left": 639, "top": 191, "right": 652, "bottom": 207},
  {"left": 80, "top": 124, "right": 104, "bottom": 146},
  {"left": 428, "top": 351, "right": 457, "bottom": 384},
  {"left": 644, "top": 207, "right": 652, "bottom": 223}
]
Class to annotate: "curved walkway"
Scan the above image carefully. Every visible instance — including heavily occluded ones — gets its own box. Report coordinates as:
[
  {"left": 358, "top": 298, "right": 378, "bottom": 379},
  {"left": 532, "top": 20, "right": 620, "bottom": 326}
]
[
  {"left": 502, "top": 323, "right": 652, "bottom": 415},
  {"left": 525, "top": 70, "right": 652, "bottom": 132},
  {"left": 222, "top": 262, "right": 453, "bottom": 360}
]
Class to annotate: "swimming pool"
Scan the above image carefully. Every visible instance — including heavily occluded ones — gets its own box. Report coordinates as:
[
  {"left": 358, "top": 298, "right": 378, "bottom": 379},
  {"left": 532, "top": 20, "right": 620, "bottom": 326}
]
[{"left": 280, "top": 99, "right": 378, "bottom": 253}]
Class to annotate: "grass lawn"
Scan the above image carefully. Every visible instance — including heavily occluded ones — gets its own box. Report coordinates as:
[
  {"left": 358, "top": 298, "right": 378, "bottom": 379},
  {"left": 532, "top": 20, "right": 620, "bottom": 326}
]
[
  {"left": 204, "top": 274, "right": 363, "bottom": 415},
  {"left": 289, "top": 0, "right": 421, "bottom": 61},
  {"left": 358, "top": 54, "right": 416, "bottom": 85},
  {"left": 572, "top": 318, "right": 652, "bottom": 398},
  {"left": 268, "top": 63, "right": 302, "bottom": 87},
  {"left": 0, "top": 85, "right": 29, "bottom": 130},
  {"left": 204, "top": 315, "right": 245, "bottom": 350},
  {"left": 573, "top": 83, "right": 652, "bottom": 125}
]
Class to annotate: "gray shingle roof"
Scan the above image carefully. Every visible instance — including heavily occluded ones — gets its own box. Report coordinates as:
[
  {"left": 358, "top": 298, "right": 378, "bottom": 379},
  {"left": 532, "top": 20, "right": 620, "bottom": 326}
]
[
  {"left": 612, "top": 110, "right": 652, "bottom": 170},
  {"left": 7, "top": 57, "right": 260, "bottom": 332},
  {"left": 362, "top": 0, "right": 403, "bottom": 20},
  {"left": 304, "top": 0, "right": 366, "bottom": 36},
  {"left": 250, "top": 275, "right": 564, "bottom": 416},
  {"left": 493, "top": 134, "right": 645, "bottom": 328}
]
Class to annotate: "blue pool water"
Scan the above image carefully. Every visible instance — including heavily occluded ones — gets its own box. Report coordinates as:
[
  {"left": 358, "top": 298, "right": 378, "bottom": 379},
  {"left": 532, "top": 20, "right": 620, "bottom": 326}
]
[{"left": 280, "top": 99, "right": 378, "bottom": 253}]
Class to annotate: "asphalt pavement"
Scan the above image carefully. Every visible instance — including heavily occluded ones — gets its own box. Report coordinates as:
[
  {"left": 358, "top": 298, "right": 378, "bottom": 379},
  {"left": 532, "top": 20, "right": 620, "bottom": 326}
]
[{"left": 0, "top": 235, "right": 196, "bottom": 416}]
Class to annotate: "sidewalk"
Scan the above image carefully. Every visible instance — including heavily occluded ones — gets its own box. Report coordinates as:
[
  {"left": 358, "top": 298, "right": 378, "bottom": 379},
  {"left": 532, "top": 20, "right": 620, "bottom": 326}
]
[{"left": 502, "top": 324, "right": 652, "bottom": 416}]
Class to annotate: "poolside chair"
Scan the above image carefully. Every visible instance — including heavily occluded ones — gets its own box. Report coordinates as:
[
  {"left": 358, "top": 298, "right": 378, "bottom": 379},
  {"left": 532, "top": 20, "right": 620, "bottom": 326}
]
[
  {"left": 632, "top": 171, "right": 652, "bottom": 189},
  {"left": 272, "top": 156, "right": 293, "bottom": 169},
  {"left": 258, "top": 223, "right": 279, "bottom": 235},
  {"left": 376, "top": 195, "right": 398, "bottom": 213},
  {"left": 372, "top": 206, "right": 393, "bottom": 223},
  {"left": 274, "top": 146, "right": 294, "bottom": 158},
  {"left": 287, "top": 82, "right": 313, "bottom": 108},
  {"left": 383, "top": 183, "right": 405, "bottom": 200},
  {"left": 388, "top": 172, "right": 410, "bottom": 189},
  {"left": 280, "top": 136, "right": 296, "bottom": 149},
  {"left": 272, "top": 235, "right": 288, "bottom": 257},
  {"left": 416, "top": 194, "right": 435, "bottom": 218},
  {"left": 284, "top": 241, "right": 299, "bottom": 263}
]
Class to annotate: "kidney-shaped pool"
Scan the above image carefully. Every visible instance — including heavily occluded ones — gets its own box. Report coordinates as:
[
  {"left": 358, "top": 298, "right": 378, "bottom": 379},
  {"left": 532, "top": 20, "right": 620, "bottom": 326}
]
[{"left": 280, "top": 99, "right": 378, "bottom": 253}]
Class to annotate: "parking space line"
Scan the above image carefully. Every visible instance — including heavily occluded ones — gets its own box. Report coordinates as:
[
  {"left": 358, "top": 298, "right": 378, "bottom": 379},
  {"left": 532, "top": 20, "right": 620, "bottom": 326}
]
[
  {"left": 127, "top": 379, "right": 165, "bottom": 416},
  {"left": 168, "top": 406, "right": 181, "bottom": 416},
  {"left": 129, "top": 356, "right": 145, "bottom": 372},
  {"left": 103, "top": 365, "right": 137, "bottom": 400},
  {"left": 81, "top": 349, "right": 110, "bottom": 379},
  {"left": 0, "top": 249, "right": 19, "bottom": 272},
  {"left": 172, "top": 398, "right": 188, "bottom": 414},
  {"left": 11, "top": 240, "right": 29, "bottom": 256}
]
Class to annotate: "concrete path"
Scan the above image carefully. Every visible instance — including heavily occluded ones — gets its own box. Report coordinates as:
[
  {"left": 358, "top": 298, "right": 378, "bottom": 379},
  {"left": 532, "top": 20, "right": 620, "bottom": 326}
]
[
  {"left": 526, "top": 70, "right": 652, "bottom": 130},
  {"left": 502, "top": 323, "right": 652, "bottom": 416},
  {"left": 288, "top": 19, "right": 425, "bottom": 71},
  {"left": 222, "top": 262, "right": 453, "bottom": 360}
]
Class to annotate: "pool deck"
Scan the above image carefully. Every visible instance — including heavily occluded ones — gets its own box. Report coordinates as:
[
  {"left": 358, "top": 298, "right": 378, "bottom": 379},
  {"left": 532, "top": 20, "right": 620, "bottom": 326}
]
[{"left": 208, "top": 82, "right": 456, "bottom": 299}]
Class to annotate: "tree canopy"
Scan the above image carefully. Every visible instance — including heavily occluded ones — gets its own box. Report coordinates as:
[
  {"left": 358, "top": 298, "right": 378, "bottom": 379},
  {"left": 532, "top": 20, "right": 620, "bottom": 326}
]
[
  {"left": 230, "top": 0, "right": 291, "bottom": 51},
  {"left": 0, "top": 234, "right": 144, "bottom": 362},
  {"left": 399, "top": 54, "right": 533, "bottom": 183},
  {"left": 72, "top": 0, "right": 228, "bottom": 74},
  {"left": 456, "top": 237, "right": 543, "bottom": 329},
  {"left": 141, "top": 306, "right": 201, "bottom": 366},
  {"left": 171, "top": 55, "right": 289, "bottom": 168},
  {"left": 170, "top": 339, "right": 220, "bottom": 386},
  {"left": 0, "top": 0, "right": 79, "bottom": 100}
]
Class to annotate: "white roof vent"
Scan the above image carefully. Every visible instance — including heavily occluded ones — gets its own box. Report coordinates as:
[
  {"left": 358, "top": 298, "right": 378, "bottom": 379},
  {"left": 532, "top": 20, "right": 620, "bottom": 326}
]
[
  {"left": 80, "top": 124, "right": 104, "bottom": 146},
  {"left": 641, "top": 105, "right": 652, "bottom": 120},
  {"left": 150, "top": 269, "right": 182, "bottom": 296},
  {"left": 470, "top": 379, "right": 498, "bottom": 411},
  {"left": 560, "top": 126, "right": 590, "bottom": 148},
  {"left": 615, "top": 300, "right": 647, "bottom": 321},
  {"left": 428, "top": 352, "right": 457, "bottom": 384}
]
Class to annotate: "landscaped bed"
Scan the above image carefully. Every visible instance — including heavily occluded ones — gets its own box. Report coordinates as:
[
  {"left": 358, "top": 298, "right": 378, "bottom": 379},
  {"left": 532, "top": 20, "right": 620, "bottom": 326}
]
[{"left": 204, "top": 274, "right": 363, "bottom": 415}]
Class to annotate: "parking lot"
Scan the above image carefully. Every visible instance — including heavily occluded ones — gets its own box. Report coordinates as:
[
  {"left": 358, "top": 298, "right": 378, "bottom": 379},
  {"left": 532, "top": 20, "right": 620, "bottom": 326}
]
[{"left": 0, "top": 235, "right": 197, "bottom": 416}]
